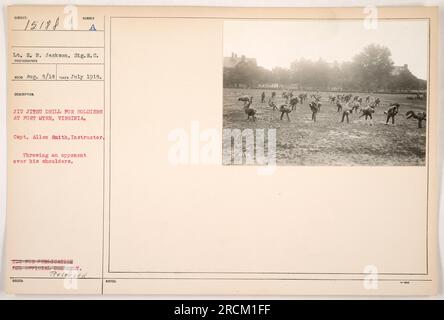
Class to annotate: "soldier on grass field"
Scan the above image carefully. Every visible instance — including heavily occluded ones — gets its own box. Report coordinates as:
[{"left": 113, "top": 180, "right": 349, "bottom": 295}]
[{"left": 384, "top": 103, "right": 400, "bottom": 125}]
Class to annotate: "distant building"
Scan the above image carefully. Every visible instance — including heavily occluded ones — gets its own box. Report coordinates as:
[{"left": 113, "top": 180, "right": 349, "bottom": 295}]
[
  {"left": 391, "top": 64, "right": 409, "bottom": 76},
  {"left": 223, "top": 53, "right": 257, "bottom": 69}
]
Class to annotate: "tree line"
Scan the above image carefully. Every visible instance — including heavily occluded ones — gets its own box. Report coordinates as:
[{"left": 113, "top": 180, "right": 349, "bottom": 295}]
[{"left": 223, "top": 44, "right": 426, "bottom": 92}]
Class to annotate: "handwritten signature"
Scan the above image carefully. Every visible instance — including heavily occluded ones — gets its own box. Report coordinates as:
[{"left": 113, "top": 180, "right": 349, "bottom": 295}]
[{"left": 49, "top": 270, "right": 88, "bottom": 279}]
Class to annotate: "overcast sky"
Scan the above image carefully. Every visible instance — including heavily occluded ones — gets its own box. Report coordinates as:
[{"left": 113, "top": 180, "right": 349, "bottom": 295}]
[{"left": 224, "top": 20, "right": 428, "bottom": 79}]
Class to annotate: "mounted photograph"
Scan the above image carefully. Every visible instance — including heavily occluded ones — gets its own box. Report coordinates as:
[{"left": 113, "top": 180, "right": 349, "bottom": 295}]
[{"left": 223, "top": 19, "right": 428, "bottom": 166}]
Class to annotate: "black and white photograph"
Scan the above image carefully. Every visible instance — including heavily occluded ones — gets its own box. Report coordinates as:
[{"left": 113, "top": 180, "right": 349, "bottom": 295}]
[
  {"left": 223, "top": 20, "right": 428, "bottom": 166},
  {"left": 2, "top": 3, "right": 441, "bottom": 299}
]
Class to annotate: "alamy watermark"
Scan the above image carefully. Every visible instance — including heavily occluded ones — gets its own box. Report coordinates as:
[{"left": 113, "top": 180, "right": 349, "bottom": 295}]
[
  {"left": 363, "top": 265, "right": 379, "bottom": 290},
  {"left": 167, "top": 121, "right": 277, "bottom": 174},
  {"left": 363, "top": 6, "right": 378, "bottom": 30}
]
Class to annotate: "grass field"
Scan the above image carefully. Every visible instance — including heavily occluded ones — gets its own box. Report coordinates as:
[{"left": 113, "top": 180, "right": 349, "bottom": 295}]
[{"left": 223, "top": 88, "right": 427, "bottom": 166}]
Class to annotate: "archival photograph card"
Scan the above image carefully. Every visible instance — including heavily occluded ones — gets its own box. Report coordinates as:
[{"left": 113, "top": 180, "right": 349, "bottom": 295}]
[{"left": 4, "top": 5, "right": 439, "bottom": 295}]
